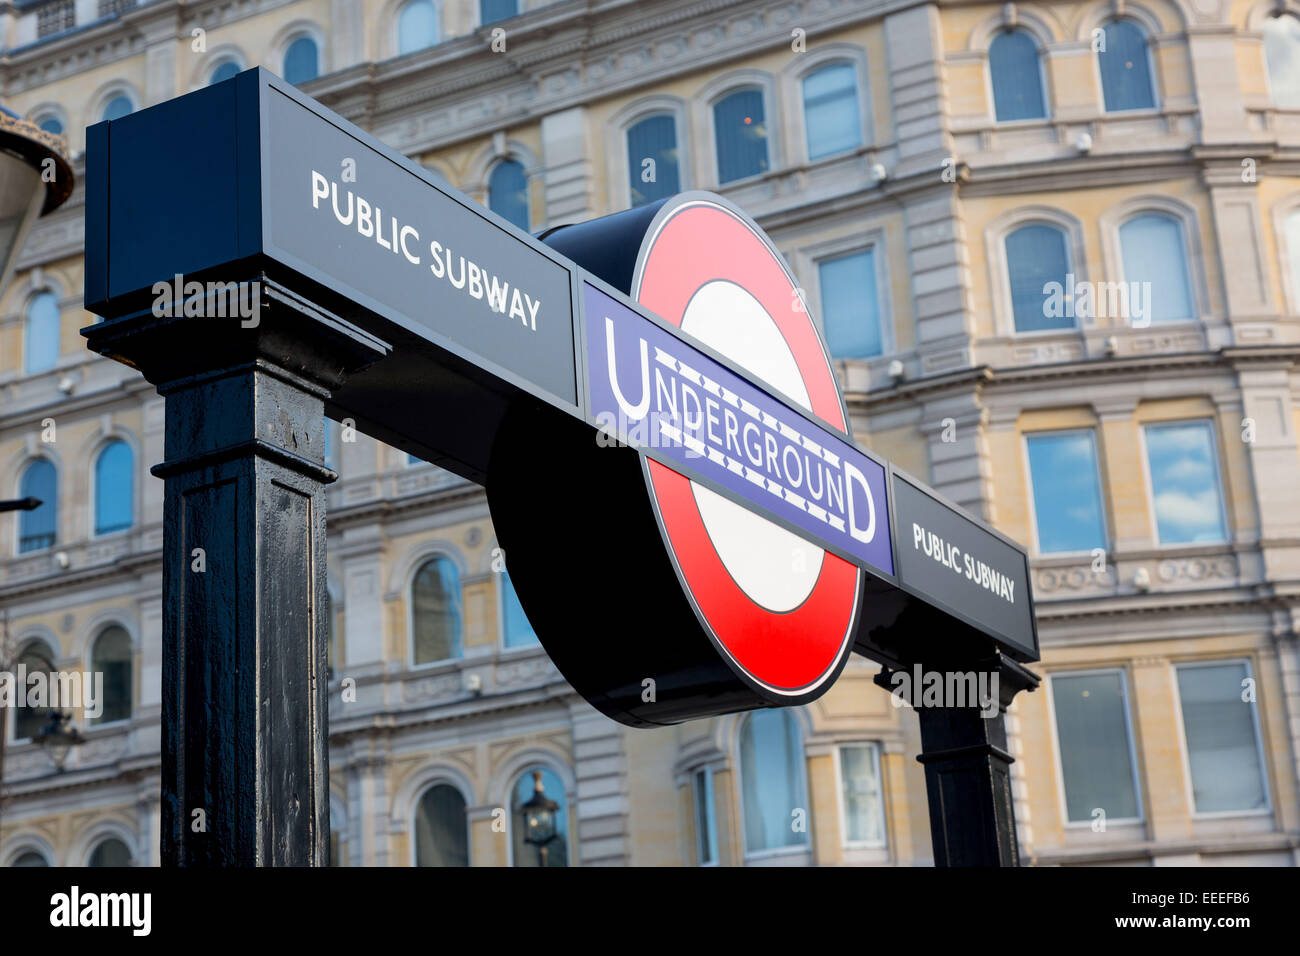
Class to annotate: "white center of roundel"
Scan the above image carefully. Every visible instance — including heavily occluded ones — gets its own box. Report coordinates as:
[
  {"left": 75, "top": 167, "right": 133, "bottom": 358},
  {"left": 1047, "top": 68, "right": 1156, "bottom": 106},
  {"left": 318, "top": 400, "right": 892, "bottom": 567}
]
[{"left": 680, "top": 280, "right": 823, "bottom": 612}]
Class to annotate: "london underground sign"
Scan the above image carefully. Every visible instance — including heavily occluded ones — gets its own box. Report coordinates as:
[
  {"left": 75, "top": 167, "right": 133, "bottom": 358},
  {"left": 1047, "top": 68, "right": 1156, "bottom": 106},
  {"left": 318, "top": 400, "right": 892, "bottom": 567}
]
[{"left": 84, "top": 69, "right": 1036, "bottom": 731}]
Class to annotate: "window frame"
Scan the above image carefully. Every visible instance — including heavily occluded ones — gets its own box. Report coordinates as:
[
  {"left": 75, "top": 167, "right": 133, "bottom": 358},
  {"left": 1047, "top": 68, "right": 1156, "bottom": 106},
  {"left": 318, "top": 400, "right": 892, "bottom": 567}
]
[
  {"left": 486, "top": 157, "right": 531, "bottom": 232},
  {"left": 798, "top": 228, "right": 893, "bottom": 363},
  {"left": 1170, "top": 657, "right": 1272, "bottom": 819},
  {"left": 1261, "top": 11, "right": 1300, "bottom": 111},
  {"left": 706, "top": 78, "right": 777, "bottom": 188},
  {"left": 1021, "top": 427, "right": 1110, "bottom": 558},
  {"left": 87, "top": 623, "right": 134, "bottom": 728},
  {"left": 22, "top": 288, "right": 62, "bottom": 375},
  {"left": 281, "top": 33, "right": 322, "bottom": 86},
  {"left": 406, "top": 552, "right": 465, "bottom": 667},
  {"left": 610, "top": 96, "right": 691, "bottom": 211},
  {"left": 735, "top": 709, "right": 812, "bottom": 861},
  {"left": 1098, "top": 198, "right": 1207, "bottom": 327},
  {"left": 8, "top": 638, "right": 56, "bottom": 743},
  {"left": 1138, "top": 417, "right": 1230, "bottom": 548},
  {"left": 985, "top": 28, "right": 1051, "bottom": 125},
  {"left": 15, "top": 457, "right": 58, "bottom": 555},
  {"left": 1093, "top": 17, "right": 1162, "bottom": 116},
  {"left": 692, "top": 767, "right": 720, "bottom": 866},
  {"left": 1002, "top": 220, "right": 1078, "bottom": 335},
  {"left": 794, "top": 56, "right": 870, "bottom": 163},
  {"left": 394, "top": 0, "right": 441, "bottom": 58},
  {"left": 1046, "top": 666, "right": 1146, "bottom": 828},
  {"left": 833, "top": 741, "right": 888, "bottom": 850},
  {"left": 90, "top": 437, "right": 135, "bottom": 539},
  {"left": 411, "top": 779, "right": 473, "bottom": 867},
  {"left": 497, "top": 567, "right": 540, "bottom": 652},
  {"left": 505, "top": 761, "right": 573, "bottom": 867}
]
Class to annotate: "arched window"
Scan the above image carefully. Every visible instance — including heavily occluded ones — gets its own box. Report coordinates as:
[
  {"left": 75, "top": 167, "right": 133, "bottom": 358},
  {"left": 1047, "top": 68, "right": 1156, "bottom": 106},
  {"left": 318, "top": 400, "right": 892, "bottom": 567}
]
[
  {"left": 626, "top": 113, "right": 681, "bottom": 207},
  {"left": 1005, "top": 222, "right": 1072, "bottom": 332},
  {"left": 415, "top": 784, "right": 470, "bottom": 866},
  {"left": 397, "top": 0, "right": 439, "bottom": 55},
  {"left": 1097, "top": 20, "right": 1155, "bottom": 112},
  {"left": 209, "top": 60, "right": 240, "bottom": 85},
  {"left": 803, "top": 63, "right": 862, "bottom": 159},
  {"left": 91, "top": 626, "right": 132, "bottom": 725},
  {"left": 1263, "top": 15, "right": 1300, "bottom": 108},
  {"left": 284, "top": 36, "right": 320, "bottom": 85},
  {"left": 738, "top": 709, "right": 808, "bottom": 854},
  {"left": 24, "top": 291, "right": 60, "bottom": 374},
  {"left": 411, "top": 556, "right": 463, "bottom": 664},
  {"left": 11, "top": 850, "right": 49, "bottom": 867},
  {"left": 35, "top": 114, "right": 63, "bottom": 135},
  {"left": 101, "top": 95, "right": 133, "bottom": 122},
  {"left": 88, "top": 838, "right": 132, "bottom": 867},
  {"left": 480, "top": 0, "right": 518, "bottom": 26},
  {"left": 13, "top": 642, "right": 54, "bottom": 740},
  {"left": 94, "top": 440, "right": 134, "bottom": 535},
  {"left": 989, "top": 30, "right": 1047, "bottom": 121},
  {"left": 713, "top": 87, "right": 769, "bottom": 183},
  {"left": 511, "top": 767, "right": 568, "bottom": 866},
  {"left": 501, "top": 570, "right": 539, "bottom": 647},
  {"left": 1119, "top": 213, "right": 1195, "bottom": 323},
  {"left": 488, "top": 159, "right": 529, "bottom": 231},
  {"left": 18, "top": 459, "right": 57, "bottom": 553}
]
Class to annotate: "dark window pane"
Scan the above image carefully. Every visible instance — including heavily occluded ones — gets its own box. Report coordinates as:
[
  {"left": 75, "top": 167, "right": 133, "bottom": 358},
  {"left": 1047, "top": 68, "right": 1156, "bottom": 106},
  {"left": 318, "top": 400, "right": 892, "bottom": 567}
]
[
  {"left": 412, "top": 557, "right": 463, "bottom": 663},
  {"left": 1052, "top": 672, "right": 1140, "bottom": 823},
  {"left": 14, "top": 645, "right": 54, "bottom": 740},
  {"left": 990, "top": 30, "right": 1046, "bottom": 121},
  {"left": 284, "top": 36, "right": 319, "bottom": 85},
  {"left": 94, "top": 440, "right": 133, "bottom": 535},
  {"left": 818, "top": 249, "right": 882, "bottom": 359},
  {"left": 415, "top": 785, "right": 469, "bottom": 866},
  {"left": 714, "top": 88, "right": 769, "bottom": 183},
  {"left": 18, "top": 459, "right": 57, "bottom": 553},
  {"left": 1099, "top": 20, "right": 1155, "bottom": 112},
  {"left": 102, "top": 96, "right": 133, "bottom": 122},
  {"left": 88, "top": 838, "right": 132, "bottom": 867},
  {"left": 488, "top": 159, "right": 529, "bottom": 230},
  {"left": 209, "top": 61, "right": 240, "bottom": 85},
  {"left": 480, "top": 0, "right": 518, "bottom": 26},
  {"left": 626, "top": 113, "right": 680, "bottom": 206},
  {"left": 1006, "top": 223, "right": 1071, "bottom": 332},
  {"left": 91, "top": 626, "right": 132, "bottom": 724}
]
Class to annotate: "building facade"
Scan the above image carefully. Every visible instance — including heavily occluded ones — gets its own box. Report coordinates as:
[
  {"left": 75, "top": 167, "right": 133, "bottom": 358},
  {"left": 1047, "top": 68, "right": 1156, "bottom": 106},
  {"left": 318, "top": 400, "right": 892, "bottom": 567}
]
[{"left": 1, "top": 0, "right": 1298, "bottom": 866}]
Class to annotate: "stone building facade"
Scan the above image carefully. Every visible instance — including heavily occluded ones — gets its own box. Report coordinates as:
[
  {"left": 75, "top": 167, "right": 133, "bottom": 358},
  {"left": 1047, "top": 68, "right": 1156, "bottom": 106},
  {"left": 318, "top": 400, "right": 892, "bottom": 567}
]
[{"left": 0, "top": 0, "right": 1297, "bottom": 866}]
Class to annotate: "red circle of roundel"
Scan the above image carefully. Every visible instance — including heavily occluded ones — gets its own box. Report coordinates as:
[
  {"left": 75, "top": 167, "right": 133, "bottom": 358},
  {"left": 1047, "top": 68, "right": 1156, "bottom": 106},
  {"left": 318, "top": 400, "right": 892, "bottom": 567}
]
[{"left": 632, "top": 199, "right": 861, "bottom": 696}]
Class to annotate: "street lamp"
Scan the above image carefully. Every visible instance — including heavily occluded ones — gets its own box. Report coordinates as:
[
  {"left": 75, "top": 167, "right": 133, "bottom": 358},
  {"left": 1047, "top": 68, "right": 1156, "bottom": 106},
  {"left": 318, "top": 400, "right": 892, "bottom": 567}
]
[
  {"left": 519, "top": 770, "right": 559, "bottom": 867},
  {"left": 34, "top": 711, "right": 85, "bottom": 773},
  {"left": 0, "top": 105, "right": 74, "bottom": 294}
]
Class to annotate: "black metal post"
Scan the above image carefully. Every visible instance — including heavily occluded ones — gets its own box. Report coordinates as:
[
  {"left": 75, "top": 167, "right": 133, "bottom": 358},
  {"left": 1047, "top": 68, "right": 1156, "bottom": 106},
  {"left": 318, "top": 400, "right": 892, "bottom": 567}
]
[
  {"left": 876, "top": 652, "right": 1040, "bottom": 866},
  {"left": 83, "top": 277, "right": 388, "bottom": 865}
]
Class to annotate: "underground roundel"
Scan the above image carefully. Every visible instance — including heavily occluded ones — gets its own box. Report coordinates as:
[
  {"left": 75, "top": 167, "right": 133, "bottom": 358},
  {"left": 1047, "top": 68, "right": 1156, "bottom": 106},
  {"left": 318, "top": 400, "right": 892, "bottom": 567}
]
[{"left": 631, "top": 197, "right": 863, "bottom": 700}]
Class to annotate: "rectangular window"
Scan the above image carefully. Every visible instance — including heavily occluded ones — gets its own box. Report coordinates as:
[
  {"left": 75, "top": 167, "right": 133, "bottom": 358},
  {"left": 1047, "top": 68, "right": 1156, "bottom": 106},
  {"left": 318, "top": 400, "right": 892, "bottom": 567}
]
[
  {"left": 1143, "top": 421, "right": 1228, "bottom": 545},
  {"left": 1051, "top": 670, "right": 1141, "bottom": 824},
  {"left": 1176, "top": 661, "right": 1268, "bottom": 814},
  {"left": 838, "top": 743, "right": 886, "bottom": 846},
  {"left": 818, "top": 248, "right": 883, "bottom": 359},
  {"left": 693, "top": 769, "right": 718, "bottom": 865},
  {"left": 1025, "top": 430, "right": 1107, "bottom": 554}
]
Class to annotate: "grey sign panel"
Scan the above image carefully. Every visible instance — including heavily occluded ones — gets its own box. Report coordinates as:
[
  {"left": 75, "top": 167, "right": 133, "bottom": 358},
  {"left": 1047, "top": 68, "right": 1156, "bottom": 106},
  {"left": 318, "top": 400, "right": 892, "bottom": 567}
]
[
  {"left": 891, "top": 472, "right": 1038, "bottom": 659},
  {"left": 261, "top": 86, "right": 576, "bottom": 406}
]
